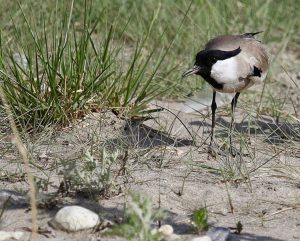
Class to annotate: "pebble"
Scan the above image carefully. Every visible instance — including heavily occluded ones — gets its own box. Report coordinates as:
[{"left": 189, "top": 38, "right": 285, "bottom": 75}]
[
  {"left": 159, "top": 224, "right": 174, "bottom": 236},
  {"left": 207, "top": 227, "right": 230, "bottom": 241},
  {"left": 49, "top": 206, "right": 99, "bottom": 232},
  {"left": 163, "top": 233, "right": 181, "bottom": 241},
  {"left": 0, "top": 231, "right": 24, "bottom": 240},
  {"left": 0, "top": 190, "right": 28, "bottom": 207},
  {"left": 190, "top": 236, "right": 212, "bottom": 241}
]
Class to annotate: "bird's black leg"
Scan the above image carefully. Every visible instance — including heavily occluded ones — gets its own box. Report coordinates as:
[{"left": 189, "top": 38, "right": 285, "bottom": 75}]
[
  {"left": 209, "top": 90, "right": 217, "bottom": 155},
  {"left": 229, "top": 92, "right": 240, "bottom": 156}
]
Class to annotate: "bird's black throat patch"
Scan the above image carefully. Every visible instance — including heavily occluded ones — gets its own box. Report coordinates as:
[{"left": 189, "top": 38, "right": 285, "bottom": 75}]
[{"left": 200, "top": 72, "right": 223, "bottom": 90}]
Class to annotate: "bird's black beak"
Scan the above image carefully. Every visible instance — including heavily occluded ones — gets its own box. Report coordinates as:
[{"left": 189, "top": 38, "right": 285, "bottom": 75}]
[{"left": 182, "top": 65, "right": 201, "bottom": 77}]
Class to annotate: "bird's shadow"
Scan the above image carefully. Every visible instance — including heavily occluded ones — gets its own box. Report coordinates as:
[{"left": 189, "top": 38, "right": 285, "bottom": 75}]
[
  {"left": 109, "top": 120, "right": 195, "bottom": 148},
  {"left": 190, "top": 116, "right": 300, "bottom": 145},
  {"left": 228, "top": 232, "right": 286, "bottom": 241}
]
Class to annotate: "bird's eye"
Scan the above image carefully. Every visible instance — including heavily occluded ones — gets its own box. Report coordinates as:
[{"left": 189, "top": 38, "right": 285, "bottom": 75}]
[{"left": 208, "top": 57, "right": 217, "bottom": 65}]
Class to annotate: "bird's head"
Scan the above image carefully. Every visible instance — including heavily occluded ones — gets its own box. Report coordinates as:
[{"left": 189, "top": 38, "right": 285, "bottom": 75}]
[{"left": 182, "top": 47, "right": 241, "bottom": 77}]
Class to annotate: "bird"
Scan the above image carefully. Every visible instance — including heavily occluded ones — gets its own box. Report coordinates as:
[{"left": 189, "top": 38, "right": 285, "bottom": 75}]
[{"left": 182, "top": 32, "right": 269, "bottom": 156}]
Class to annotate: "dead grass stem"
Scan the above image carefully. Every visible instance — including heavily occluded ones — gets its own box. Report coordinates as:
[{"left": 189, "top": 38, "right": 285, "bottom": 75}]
[{"left": 0, "top": 85, "right": 37, "bottom": 240}]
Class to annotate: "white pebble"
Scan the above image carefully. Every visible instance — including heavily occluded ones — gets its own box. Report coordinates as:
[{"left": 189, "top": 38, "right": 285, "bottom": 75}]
[
  {"left": 207, "top": 227, "right": 230, "bottom": 241},
  {"left": 158, "top": 224, "right": 174, "bottom": 236},
  {"left": 190, "top": 236, "right": 212, "bottom": 241},
  {"left": 164, "top": 233, "right": 181, "bottom": 241},
  {"left": 0, "top": 231, "right": 24, "bottom": 240},
  {"left": 49, "top": 205, "right": 99, "bottom": 231}
]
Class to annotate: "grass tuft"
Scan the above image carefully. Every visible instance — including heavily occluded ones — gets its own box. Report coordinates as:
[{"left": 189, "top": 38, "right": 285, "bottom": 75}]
[{"left": 193, "top": 207, "right": 208, "bottom": 233}]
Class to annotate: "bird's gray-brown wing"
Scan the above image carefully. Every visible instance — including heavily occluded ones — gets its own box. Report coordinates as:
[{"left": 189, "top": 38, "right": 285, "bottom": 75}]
[{"left": 205, "top": 34, "right": 269, "bottom": 80}]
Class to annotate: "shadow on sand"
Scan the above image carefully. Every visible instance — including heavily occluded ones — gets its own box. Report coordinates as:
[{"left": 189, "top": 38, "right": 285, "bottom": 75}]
[
  {"left": 228, "top": 232, "right": 286, "bottom": 241},
  {"left": 109, "top": 120, "right": 195, "bottom": 148},
  {"left": 190, "top": 116, "right": 300, "bottom": 145}
]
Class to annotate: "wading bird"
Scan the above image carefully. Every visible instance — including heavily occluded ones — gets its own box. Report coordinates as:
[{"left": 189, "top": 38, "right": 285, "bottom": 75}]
[{"left": 182, "top": 32, "right": 269, "bottom": 156}]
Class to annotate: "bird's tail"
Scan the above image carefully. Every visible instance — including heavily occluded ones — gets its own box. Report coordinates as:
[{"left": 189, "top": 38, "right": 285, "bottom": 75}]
[{"left": 243, "top": 31, "right": 264, "bottom": 38}]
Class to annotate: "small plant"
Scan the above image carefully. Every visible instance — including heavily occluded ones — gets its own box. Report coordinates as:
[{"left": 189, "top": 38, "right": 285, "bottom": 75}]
[
  {"left": 235, "top": 221, "right": 243, "bottom": 234},
  {"left": 193, "top": 207, "right": 208, "bottom": 233},
  {"left": 109, "top": 193, "right": 164, "bottom": 241},
  {"left": 60, "top": 147, "right": 119, "bottom": 197}
]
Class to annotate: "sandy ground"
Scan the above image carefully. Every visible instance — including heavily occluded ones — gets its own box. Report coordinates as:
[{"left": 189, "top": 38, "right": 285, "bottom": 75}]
[
  {"left": 1, "top": 99, "right": 300, "bottom": 241},
  {"left": 0, "top": 53, "right": 300, "bottom": 241}
]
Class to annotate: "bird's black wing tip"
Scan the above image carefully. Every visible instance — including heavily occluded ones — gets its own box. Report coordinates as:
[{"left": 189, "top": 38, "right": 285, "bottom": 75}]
[
  {"left": 233, "top": 46, "right": 242, "bottom": 54},
  {"left": 243, "top": 31, "right": 264, "bottom": 38}
]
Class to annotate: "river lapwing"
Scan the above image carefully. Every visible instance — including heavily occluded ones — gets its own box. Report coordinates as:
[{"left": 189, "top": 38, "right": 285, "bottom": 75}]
[{"left": 182, "top": 32, "right": 269, "bottom": 156}]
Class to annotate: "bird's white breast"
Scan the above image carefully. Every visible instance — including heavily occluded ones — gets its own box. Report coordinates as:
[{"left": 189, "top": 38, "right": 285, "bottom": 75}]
[{"left": 210, "top": 57, "right": 239, "bottom": 83}]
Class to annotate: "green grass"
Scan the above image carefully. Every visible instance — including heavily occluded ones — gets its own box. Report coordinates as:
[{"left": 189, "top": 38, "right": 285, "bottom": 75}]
[
  {"left": 193, "top": 207, "right": 208, "bottom": 233},
  {"left": 0, "top": 2, "right": 173, "bottom": 129},
  {"left": 0, "top": 0, "right": 299, "bottom": 129}
]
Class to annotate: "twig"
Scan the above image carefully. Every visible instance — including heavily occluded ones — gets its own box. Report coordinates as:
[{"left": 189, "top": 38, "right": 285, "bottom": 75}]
[{"left": 0, "top": 85, "right": 38, "bottom": 240}]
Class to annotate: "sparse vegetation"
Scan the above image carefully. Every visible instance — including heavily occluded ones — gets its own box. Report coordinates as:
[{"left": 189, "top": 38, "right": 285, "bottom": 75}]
[
  {"left": 193, "top": 207, "right": 208, "bottom": 233},
  {"left": 0, "top": 0, "right": 299, "bottom": 240},
  {"left": 62, "top": 147, "right": 120, "bottom": 197},
  {"left": 108, "top": 193, "right": 164, "bottom": 241}
]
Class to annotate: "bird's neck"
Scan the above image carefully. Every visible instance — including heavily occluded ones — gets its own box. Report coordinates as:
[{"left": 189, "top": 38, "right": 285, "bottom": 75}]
[{"left": 200, "top": 71, "right": 223, "bottom": 90}]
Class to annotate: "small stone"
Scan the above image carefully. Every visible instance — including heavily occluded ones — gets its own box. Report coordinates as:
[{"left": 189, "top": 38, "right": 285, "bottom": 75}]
[
  {"left": 49, "top": 205, "right": 99, "bottom": 232},
  {"left": 159, "top": 224, "right": 174, "bottom": 236},
  {"left": 0, "top": 190, "right": 28, "bottom": 207},
  {"left": 190, "top": 236, "right": 212, "bottom": 241},
  {"left": 0, "top": 231, "right": 24, "bottom": 240},
  {"left": 163, "top": 233, "right": 181, "bottom": 241},
  {"left": 207, "top": 227, "right": 230, "bottom": 241}
]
